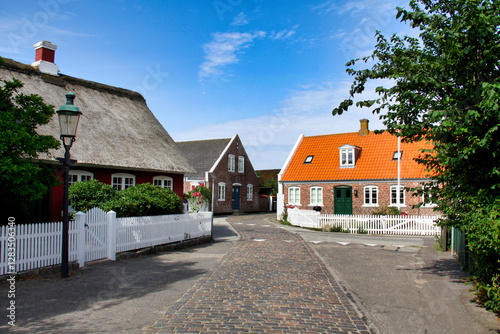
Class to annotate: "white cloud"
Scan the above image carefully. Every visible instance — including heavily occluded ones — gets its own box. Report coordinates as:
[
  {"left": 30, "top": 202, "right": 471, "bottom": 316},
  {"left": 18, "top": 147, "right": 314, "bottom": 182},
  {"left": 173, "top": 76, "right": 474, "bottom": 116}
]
[
  {"left": 198, "top": 31, "right": 266, "bottom": 82},
  {"left": 269, "top": 25, "right": 298, "bottom": 40},
  {"left": 231, "top": 12, "right": 248, "bottom": 26},
  {"left": 173, "top": 80, "right": 389, "bottom": 170}
]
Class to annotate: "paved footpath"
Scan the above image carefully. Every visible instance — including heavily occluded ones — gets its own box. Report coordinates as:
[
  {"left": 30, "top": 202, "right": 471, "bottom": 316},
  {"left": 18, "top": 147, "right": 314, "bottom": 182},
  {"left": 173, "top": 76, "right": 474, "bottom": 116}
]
[{"left": 146, "top": 214, "right": 372, "bottom": 333}]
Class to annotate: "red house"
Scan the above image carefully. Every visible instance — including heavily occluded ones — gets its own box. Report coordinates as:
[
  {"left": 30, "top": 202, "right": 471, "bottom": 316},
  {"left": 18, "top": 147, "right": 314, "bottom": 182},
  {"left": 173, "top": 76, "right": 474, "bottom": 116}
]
[{"left": 0, "top": 41, "right": 194, "bottom": 222}]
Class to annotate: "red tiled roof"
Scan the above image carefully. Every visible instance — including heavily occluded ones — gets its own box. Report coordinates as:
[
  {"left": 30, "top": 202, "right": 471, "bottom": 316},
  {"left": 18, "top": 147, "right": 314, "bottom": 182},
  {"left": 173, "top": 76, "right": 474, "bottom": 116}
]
[{"left": 281, "top": 131, "right": 433, "bottom": 182}]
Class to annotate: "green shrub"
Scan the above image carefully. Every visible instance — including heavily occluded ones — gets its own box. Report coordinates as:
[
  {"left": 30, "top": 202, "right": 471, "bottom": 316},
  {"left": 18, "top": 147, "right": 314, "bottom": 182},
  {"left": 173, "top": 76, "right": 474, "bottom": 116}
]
[
  {"left": 372, "top": 205, "right": 402, "bottom": 216},
  {"left": 328, "top": 225, "right": 346, "bottom": 233},
  {"left": 102, "top": 183, "right": 183, "bottom": 217},
  {"left": 69, "top": 181, "right": 183, "bottom": 218},
  {"left": 357, "top": 226, "right": 369, "bottom": 234},
  {"left": 69, "top": 179, "right": 117, "bottom": 213}
]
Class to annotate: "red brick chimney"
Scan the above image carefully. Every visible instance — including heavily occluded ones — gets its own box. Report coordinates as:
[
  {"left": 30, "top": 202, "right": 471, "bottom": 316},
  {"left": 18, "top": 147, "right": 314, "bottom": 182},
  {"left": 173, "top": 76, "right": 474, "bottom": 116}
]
[
  {"left": 359, "top": 119, "right": 369, "bottom": 136},
  {"left": 31, "top": 41, "right": 59, "bottom": 76}
]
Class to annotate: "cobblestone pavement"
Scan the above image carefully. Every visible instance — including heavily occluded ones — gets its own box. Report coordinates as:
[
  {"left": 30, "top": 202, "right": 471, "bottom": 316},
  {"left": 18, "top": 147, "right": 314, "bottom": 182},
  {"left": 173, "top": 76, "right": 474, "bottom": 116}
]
[{"left": 146, "top": 214, "right": 372, "bottom": 333}]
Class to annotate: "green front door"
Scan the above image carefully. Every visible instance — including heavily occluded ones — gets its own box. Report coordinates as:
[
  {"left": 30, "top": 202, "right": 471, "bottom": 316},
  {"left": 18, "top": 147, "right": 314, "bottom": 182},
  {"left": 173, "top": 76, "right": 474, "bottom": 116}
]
[{"left": 334, "top": 187, "right": 353, "bottom": 215}]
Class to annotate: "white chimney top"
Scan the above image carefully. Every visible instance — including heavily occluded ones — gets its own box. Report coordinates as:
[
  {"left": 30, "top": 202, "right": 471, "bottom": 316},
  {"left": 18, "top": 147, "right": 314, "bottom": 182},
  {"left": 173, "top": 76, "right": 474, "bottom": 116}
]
[{"left": 31, "top": 41, "right": 59, "bottom": 76}]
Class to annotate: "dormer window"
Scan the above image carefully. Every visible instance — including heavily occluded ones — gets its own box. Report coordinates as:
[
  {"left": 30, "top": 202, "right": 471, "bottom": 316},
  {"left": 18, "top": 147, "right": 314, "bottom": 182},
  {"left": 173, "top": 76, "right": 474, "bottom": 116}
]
[{"left": 339, "top": 144, "right": 360, "bottom": 167}]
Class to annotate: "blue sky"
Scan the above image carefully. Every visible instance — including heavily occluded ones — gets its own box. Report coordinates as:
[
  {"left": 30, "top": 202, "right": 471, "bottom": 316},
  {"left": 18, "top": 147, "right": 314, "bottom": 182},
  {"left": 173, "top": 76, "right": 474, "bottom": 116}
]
[{"left": 0, "top": 0, "right": 413, "bottom": 170}]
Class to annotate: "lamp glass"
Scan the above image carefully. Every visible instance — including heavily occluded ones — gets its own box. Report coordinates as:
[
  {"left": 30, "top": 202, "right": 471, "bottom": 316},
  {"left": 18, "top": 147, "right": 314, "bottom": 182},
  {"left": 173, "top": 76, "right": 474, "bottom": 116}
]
[{"left": 58, "top": 111, "right": 80, "bottom": 138}]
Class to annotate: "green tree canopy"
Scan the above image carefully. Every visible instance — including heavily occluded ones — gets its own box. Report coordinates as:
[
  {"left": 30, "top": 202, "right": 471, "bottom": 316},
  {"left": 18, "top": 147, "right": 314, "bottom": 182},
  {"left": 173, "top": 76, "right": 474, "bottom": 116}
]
[
  {"left": 0, "top": 77, "right": 60, "bottom": 222},
  {"left": 332, "top": 0, "right": 500, "bottom": 311}
]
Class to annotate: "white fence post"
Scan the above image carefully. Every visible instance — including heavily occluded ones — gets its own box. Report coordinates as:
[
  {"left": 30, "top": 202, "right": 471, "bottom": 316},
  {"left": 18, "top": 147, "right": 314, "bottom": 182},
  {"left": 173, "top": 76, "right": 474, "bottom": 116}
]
[
  {"left": 107, "top": 210, "right": 117, "bottom": 261},
  {"left": 75, "top": 212, "right": 86, "bottom": 268},
  {"left": 276, "top": 193, "right": 284, "bottom": 220}
]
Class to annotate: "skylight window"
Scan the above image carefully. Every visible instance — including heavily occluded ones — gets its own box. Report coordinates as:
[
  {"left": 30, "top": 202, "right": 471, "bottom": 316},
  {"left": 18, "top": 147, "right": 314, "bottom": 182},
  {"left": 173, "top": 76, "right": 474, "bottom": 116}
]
[
  {"left": 393, "top": 151, "right": 403, "bottom": 160},
  {"left": 304, "top": 155, "right": 314, "bottom": 163}
]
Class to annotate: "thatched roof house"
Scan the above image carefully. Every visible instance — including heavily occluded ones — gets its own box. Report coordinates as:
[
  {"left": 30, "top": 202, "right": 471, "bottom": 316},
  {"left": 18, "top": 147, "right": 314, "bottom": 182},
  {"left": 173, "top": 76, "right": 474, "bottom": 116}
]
[
  {"left": 0, "top": 41, "right": 194, "bottom": 221},
  {"left": 0, "top": 58, "right": 193, "bottom": 174}
]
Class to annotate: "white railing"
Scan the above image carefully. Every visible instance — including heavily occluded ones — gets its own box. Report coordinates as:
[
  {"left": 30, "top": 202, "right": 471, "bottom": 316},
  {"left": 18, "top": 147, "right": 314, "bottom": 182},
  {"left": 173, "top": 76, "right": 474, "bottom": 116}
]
[
  {"left": 0, "top": 220, "right": 79, "bottom": 275},
  {"left": 115, "top": 212, "right": 211, "bottom": 253},
  {"left": 0, "top": 210, "right": 212, "bottom": 276},
  {"left": 287, "top": 208, "right": 441, "bottom": 236}
]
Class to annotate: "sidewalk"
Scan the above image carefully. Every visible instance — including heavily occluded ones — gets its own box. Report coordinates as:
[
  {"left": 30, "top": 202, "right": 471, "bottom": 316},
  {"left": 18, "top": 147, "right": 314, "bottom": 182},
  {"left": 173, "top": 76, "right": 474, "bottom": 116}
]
[
  {"left": 146, "top": 214, "right": 372, "bottom": 333},
  {"left": 0, "top": 217, "right": 238, "bottom": 334}
]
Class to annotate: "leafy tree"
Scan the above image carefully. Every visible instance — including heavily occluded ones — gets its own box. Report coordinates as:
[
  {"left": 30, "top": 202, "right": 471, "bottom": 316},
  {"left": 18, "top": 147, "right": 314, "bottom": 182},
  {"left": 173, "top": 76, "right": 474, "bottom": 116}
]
[
  {"left": 332, "top": 0, "right": 500, "bottom": 311},
  {"left": 0, "top": 77, "right": 60, "bottom": 222}
]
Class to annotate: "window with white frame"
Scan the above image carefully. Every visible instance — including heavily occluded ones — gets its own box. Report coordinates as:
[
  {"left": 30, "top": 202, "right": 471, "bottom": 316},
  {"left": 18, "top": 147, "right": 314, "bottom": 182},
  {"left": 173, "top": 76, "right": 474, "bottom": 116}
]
[
  {"left": 69, "top": 170, "right": 93, "bottom": 186},
  {"left": 218, "top": 183, "right": 226, "bottom": 201},
  {"left": 390, "top": 185, "right": 405, "bottom": 206},
  {"left": 153, "top": 176, "right": 173, "bottom": 190},
  {"left": 228, "top": 154, "right": 235, "bottom": 172},
  {"left": 339, "top": 144, "right": 357, "bottom": 167},
  {"left": 238, "top": 156, "right": 245, "bottom": 173},
  {"left": 288, "top": 187, "right": 300, "bottom": 205},
  {"left": 112, "top": 173, "right": 135, "bottom": 191},
  {"left": 247, "top": 184, "right": 253, "bottom": 201},
  {"left": 364, "top": 186, "right": 378, "bottom": 206},
  {"left": 310, "top": 187, "right": 323, "bottom": 205}
]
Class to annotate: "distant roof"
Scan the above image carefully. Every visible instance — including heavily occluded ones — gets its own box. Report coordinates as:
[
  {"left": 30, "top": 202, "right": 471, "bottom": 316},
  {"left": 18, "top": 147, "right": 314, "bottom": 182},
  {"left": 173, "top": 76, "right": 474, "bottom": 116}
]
[
  {"left": 0, "top": 57, "right": 194, "bottom": 174},
  {"left": 177, "top": 138, "right": 232, "bottom": 178},
  {"left": 281, "top": 131, "right": 433, "bottom": 182}
]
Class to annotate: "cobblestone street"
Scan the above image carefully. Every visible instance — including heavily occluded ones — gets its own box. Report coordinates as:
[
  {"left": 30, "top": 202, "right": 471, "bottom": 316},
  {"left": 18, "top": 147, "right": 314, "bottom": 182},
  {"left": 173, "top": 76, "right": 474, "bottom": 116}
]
[{"left": 146, "top": 214, "right": 372, "bottom": 333}]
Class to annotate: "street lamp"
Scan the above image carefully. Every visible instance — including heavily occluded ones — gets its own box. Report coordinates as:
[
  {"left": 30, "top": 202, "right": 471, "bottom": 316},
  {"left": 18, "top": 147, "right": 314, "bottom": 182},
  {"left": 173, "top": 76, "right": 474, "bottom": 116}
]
[{"left": 57, "top": 92, "right": 81, "bottom": 278}]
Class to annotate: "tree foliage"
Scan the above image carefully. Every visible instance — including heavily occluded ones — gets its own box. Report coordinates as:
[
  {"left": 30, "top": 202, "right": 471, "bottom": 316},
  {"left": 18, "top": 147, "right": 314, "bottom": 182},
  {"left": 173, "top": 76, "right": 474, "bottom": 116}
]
[
  {"left": 0, "top": 78, "right": 60, "bottom": 221},
  {"left": 332, "top": 0, "right": 500, "bottom": 311}
]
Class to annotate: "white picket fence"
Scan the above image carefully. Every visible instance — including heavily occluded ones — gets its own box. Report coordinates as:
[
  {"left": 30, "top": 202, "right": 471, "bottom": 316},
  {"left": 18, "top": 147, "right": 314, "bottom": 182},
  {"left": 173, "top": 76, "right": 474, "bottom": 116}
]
[
  {"left": 287, "top": 208, "right": 441, "bottom": 236},
  {"left": 0, "top": 208, "right": 212, "bottom": 276}
]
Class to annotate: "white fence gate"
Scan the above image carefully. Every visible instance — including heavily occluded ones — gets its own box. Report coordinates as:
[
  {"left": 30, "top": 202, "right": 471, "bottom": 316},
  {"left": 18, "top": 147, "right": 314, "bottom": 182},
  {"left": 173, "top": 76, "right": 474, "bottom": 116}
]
[{"left": 83, "top": 207, "right": 110, "bottom": 262}]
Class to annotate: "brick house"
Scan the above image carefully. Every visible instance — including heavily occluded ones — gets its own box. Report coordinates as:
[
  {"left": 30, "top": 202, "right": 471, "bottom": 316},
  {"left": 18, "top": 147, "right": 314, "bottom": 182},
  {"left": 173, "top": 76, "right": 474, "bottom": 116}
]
[
  {"left": 278, "top": 119, "right": 437, "bottom": 217},
  {"left": 0, "top": 41, "right": 194, "bottom": 222},
  {"left": 177, "top": 134, "right": 262, "bottom": 214}
]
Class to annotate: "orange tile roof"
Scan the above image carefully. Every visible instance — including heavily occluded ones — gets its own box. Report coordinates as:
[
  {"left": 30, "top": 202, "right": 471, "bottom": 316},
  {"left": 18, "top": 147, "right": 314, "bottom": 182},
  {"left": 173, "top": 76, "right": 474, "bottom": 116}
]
[{"left": 281, "top": 131, "right": 433, "bottom": 182}]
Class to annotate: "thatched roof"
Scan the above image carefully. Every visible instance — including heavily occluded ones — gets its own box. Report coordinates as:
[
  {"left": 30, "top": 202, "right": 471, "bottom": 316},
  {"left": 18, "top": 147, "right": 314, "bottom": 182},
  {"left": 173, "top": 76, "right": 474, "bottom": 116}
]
[
  {"left": 0, "top": 57, "right": 194, "bottom": 174},
  {"left": 177, "top": 137, "right": 232, "bottom": 178}
]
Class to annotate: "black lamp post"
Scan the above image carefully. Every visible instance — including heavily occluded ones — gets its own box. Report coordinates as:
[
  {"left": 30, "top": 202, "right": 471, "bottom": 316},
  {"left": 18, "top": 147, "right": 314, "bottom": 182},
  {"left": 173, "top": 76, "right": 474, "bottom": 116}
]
[{"left": 57, "top": 92, "right": 81, "bottom": 278}]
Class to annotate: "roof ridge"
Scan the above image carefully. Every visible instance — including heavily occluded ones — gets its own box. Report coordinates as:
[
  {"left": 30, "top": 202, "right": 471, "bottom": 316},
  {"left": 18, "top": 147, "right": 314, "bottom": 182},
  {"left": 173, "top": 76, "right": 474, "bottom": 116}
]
[
  {"left": 304, "top": 130, "right": 387, "bottom": 139},
  {"left": 0, "top": 56, "right": 144, "bottom": 101}
]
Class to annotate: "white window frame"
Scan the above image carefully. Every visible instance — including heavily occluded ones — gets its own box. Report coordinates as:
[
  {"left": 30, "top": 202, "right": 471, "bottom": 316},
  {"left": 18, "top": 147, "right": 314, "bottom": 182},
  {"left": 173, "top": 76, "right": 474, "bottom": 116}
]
[
  {"left": 218, "top": 182, "right": 226, "bottom": 201},
  {"left": 339, "top": 144, "right": 356, "bottom": 167},
  {"left": 288, "top": 187, "right": 300, "bottom": 205},
  {"left": 112, "top": 173, "right": 136, "bottom": 191},
  {"left": 228, "top": 154, "right": 235, "bottom": 172},
  {"left": 363, "top": 186, "right": 378, "bottom": 206},
  {"left": 238, "top": 156, "right": 245, "bottom": 173},
  {"left": 310, "top": 187, "right": 323, "bottom": 206},
  {"left": 153, "top": 176, "right": 173, "bottom": 190},
  {"left": 247, "top": 184, "right": 253, "bottom": 201},
  {"left": 69, "top": 170, "right": 93, "bottom": 186},
  {"left": 390, "top": 185, "right": 405, "bottom": 206}
]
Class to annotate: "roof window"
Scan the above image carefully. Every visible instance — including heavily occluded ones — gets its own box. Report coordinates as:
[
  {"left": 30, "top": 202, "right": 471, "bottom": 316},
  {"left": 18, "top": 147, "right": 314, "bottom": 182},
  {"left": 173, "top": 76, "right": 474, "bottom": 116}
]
[
  {"left": 304, "top": 155, "right": 314, "bottom": 164},
  {"left": 393, "top": 151, "right": 403, "bottom": 160}
]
